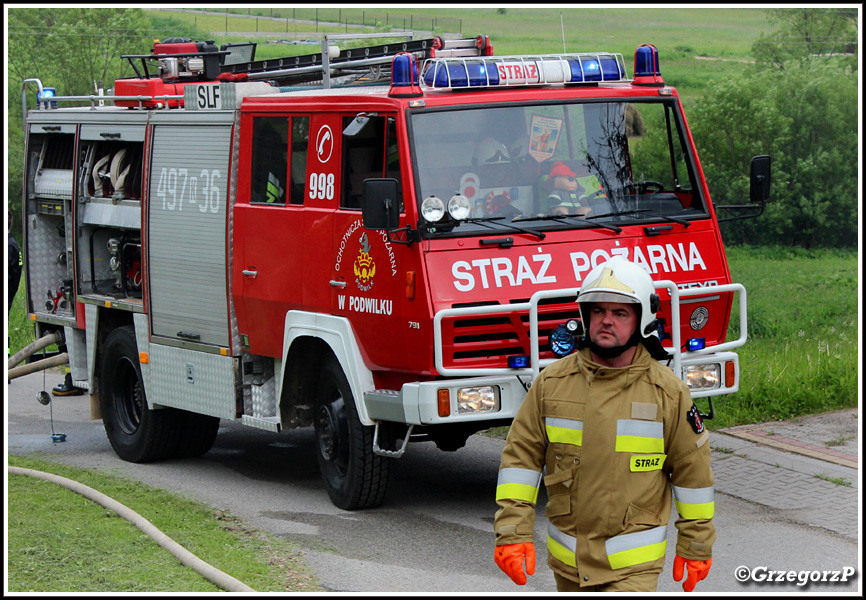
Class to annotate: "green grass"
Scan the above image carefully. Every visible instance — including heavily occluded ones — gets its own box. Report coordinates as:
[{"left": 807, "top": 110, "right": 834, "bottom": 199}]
[
  {"left": 6, "top": 455, "right": 322, "bottom": 593},
  {"left": 150, "top": 7, "right": 767, "bottom": 106},
  {"left": 8, "top": 280, "right": 36, "bottom": 357},
  {"left": 813, "top": 473, "right": 852, "bottom": 487},
  {"left": 705, "top": 245, "right": 859, "bottom": 429}
]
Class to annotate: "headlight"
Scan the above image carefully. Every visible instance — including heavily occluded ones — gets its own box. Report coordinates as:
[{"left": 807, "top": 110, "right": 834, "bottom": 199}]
[
  {"left": 684, "top": 364, "right": 721, "bottom": 391},
  {"left": 421, "top": 195, "right": 445, "bottom": 222},
  {"left": 456, "top": 386, "right": 499, "bottom": 414},
  {"left": 447, "top": 194, "right": 471, "bottom": 220}
]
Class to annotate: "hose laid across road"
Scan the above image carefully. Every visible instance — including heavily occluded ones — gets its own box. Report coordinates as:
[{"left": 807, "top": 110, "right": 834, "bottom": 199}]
[{"left": 8, "top": 466, "right": 255, "bottom": 593}]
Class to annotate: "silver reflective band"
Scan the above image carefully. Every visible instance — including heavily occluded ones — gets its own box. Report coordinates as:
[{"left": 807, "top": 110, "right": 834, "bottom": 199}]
[
  {"left": 605, "top": 525, "right": 667, "bottom": 556},
  {"left": 548, "top": 522, "right": 577, "bottom": 552},
  {"left": 546, "top": 417, "right": 584, "bottom": 445},
  {"left": 546, "top": 417, "right": 584, "bottom": 431},
  {"left": 616, "top": 419, "right": 663, "bottom": 439},
  {"left": 672, "top": 485, "right": 714, "bottom": 505},
  {"left": 497, "top": 467, "right": 542, "bottom": 488}
]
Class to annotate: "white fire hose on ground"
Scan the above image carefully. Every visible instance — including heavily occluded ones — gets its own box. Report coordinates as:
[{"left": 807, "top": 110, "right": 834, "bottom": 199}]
[{"left": 8, "top": 466, "right": 255, "bottom": 593}]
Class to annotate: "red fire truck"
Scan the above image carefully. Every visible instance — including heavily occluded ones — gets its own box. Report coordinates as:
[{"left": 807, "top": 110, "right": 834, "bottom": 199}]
[{"left": 19, "top": 35, "right": 770, "bottom": 509}]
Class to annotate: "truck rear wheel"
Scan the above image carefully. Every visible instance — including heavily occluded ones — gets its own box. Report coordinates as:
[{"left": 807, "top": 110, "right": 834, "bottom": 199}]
[
  {"left": 314, "top": 355, "right": 391, "bottom": 510},
  {"left": 99, "top": 325, "right": 180, "bottom": 462}
]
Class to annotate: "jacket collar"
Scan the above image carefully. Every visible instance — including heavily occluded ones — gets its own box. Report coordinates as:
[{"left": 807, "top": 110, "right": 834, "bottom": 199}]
[{"left": 576, "top": 344, "right": 652, "bottom": 387}]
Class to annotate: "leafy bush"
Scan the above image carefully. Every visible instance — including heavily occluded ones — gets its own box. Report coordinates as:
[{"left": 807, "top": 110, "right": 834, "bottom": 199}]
[{"left": 691, "top": 58, "right": 857, "bottom": 248}]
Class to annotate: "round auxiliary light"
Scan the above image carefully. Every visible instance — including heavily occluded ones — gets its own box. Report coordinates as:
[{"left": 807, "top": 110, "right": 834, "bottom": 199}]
[
  {"left": 421, "top": 195, "right": 446, "bottom": 222},
  {"left": 549, "top": 323, "right": 578, "bottom": 357},
  {"left": 448, "top": 194, "right": 472, "bottom": 220},
  {"left": 565, "top": 318, "right": 582, "bottom": 334}
]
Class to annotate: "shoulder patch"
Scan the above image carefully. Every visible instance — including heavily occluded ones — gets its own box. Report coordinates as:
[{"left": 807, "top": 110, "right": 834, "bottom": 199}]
[{"left": 686, "top": 404, "right": 705, "bottom": 434}]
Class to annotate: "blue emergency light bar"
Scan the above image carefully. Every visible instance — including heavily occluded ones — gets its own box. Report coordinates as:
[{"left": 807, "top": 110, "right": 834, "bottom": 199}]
[{"left": 418, "top": 52, "right": 628, "bottom": 90}]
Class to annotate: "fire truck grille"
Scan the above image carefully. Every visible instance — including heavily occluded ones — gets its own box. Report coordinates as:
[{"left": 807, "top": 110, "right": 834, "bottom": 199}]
[{"left": 443, "top": 298, "right": 579, "bottom": 367}]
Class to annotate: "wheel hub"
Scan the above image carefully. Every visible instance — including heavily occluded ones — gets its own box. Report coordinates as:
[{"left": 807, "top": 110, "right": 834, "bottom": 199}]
[{"left": 317, "top": 404, "right": 340, "bottom": 461}]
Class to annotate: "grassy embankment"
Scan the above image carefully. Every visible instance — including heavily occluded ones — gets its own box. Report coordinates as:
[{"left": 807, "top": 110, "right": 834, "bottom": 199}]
[{"left": 6, "top": 455, "right": 321, "bottom": 592}]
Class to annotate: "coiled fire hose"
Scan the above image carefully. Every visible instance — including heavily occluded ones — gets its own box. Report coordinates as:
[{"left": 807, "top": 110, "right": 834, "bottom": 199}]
[{"left": 8, "top": 466, "right": 254, "bottom": 593}]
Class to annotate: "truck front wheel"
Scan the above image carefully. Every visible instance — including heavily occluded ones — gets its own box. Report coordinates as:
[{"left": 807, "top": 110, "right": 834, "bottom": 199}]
[
  {"left": 314, "top": 355, "right": 391, "bottom": 510},
  {"left": 99, "top": 325, "right": 180, "bottom": 462}
]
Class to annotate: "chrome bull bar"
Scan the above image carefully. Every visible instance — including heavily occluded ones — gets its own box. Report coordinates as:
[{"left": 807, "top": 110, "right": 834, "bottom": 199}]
[{"left": 433, "top": 281, "right": 748, "bottom": 388}]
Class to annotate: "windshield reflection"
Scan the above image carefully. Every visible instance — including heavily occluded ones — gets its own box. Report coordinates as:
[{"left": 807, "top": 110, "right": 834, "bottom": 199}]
[{"left": 410, "top": 100, "right": 706, "bottom": 236}]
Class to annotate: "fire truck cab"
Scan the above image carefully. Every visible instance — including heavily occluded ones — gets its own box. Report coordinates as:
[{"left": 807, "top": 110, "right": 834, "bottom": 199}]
[{"left": 19, "top": 37, "right": 770, "bottom": 510}]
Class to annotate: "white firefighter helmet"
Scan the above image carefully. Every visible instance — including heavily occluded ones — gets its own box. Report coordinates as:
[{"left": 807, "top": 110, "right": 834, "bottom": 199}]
[
  {"left": 472, "top": 137, "right": 511, "bottom": 165},
  {"left": 577, "top": 256, "right": 665, "bottom": 353}
]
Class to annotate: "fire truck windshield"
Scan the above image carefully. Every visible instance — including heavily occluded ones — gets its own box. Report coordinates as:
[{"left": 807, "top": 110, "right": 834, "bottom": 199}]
[{"left": 410, "top": 100, "right": 707, "bottom": 236}]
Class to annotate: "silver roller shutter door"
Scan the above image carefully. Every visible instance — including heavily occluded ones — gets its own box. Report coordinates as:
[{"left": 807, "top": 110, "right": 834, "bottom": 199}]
[{"left": 148, "top": 124, "right": 232, "bottom": 347}]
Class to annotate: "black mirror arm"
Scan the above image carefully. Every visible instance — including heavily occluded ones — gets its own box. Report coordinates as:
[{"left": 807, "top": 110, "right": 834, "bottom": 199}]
[{"left": 715, "top": 203, "right": 766, "bottom": 223}]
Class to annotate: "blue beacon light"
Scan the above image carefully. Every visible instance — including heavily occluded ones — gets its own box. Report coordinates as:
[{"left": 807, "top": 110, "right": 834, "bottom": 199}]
[
  {"left": 633, "top": 44, "right": 665, "bottom": 86},
  {"left": 549, "top": 323, "right": 578, "bottom": 357},
  {"left": 390, "top": 53, "right": 423, "bottom": 97},
  {"left": 687, "top": 338, "right": 706, "bottom": 352},
  {"left": 508, "top": 355, "right": 530, "bottom": 369},
  {"left": 38, "top": 87, "right": 57, "bottom": 109}
]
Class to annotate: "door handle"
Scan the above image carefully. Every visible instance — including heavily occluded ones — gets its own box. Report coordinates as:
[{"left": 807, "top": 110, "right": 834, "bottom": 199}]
[
  {"left": 242, "top": 269, "right": 258, "bottom": 278},
  {"left": 329, "top": 280, "right": 347, "bottom": 288}
]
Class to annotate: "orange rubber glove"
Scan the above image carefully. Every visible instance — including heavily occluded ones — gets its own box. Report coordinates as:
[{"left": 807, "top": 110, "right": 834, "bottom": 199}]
[
  {"left": 494, "top": 542, "right": 536, "bottom": 585},
  {"left": 673, "top": 555, "right": 712, "bottom": 592}
]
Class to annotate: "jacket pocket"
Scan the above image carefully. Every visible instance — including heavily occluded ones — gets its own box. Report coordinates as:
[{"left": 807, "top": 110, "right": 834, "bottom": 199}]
[
  {"left": 544, "top": 460, "right": 577, "bottom": 518},
  {"left": 543, "top": 400, "right": 585, "bottom": 449},
  {"left": 623, "top": 502, "right": 662, "bottom": 529}
]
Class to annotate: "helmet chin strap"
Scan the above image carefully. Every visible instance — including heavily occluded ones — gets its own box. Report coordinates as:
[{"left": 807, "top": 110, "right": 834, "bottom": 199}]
[{"left": 587, "top": 330, "right": 641, "bottom": 359}]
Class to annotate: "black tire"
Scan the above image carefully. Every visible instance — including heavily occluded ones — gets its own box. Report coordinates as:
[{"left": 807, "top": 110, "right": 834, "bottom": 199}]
[
  {"left": 99, "top": 325, "right": 180, "bottom": 462},
  {"left": 175, "top": 411, "right": 220, "bottom": 458},
  {"left": 314, "top": 354, "right": 391, "bottom": 510}
]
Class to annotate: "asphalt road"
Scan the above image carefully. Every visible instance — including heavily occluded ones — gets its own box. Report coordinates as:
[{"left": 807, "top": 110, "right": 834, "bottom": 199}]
[{"left": 6, "top": 368, "right": 860, "bottom": 594}]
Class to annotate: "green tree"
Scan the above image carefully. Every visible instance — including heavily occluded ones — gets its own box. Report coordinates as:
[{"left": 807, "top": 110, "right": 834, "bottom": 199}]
[
  {"left": 7, "top": 8, "right": 158, "bottom": 236},
  {"left": 689, "top": 8, "right": 858, "bottom": 249},
  {"left": 752, "top": 8, "right": 858, "bottom": 70},
  {"left": 692, "top": 58, "right": 857, "bottom": 248}
]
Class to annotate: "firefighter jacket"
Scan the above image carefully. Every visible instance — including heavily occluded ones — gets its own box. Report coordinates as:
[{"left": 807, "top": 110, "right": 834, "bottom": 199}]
[{"left": 494, "top": 344, "right": 715, "bottom": 587}]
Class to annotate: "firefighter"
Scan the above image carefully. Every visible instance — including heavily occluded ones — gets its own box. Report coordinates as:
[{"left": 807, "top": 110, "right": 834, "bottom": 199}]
[{"left": 493, "top": 256, "right": 715, "bottom": 592}]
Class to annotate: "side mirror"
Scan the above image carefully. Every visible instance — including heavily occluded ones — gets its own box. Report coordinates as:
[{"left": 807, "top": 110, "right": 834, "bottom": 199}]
[
  {"left": 343, "top": 113, "right": 372, "bottom": 137},
  {"left": 362, "top": 178, "right": 401, "bottom": 230},
  {"left": 749, "top": 155, "right": 771, "bottom": 204}
]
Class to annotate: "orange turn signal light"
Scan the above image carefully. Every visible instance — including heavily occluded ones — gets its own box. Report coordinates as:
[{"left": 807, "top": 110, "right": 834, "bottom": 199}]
[
  {"left": 724, "top": 361, "right": 735, "bottom": 387},
  {"left": 437, "top": 389, "right": 450, "bottom": 417},
  {"left": 406, "top": 271, "right": 416, "bottom": 299}
]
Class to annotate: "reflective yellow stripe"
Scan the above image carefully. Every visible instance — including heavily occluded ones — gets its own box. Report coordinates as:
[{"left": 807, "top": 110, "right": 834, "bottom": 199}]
[
  {"left": 546, "top": 417, "right": 583, "bottom": 446},
  {"left": 547, "top": 523, "right": 577, "bottom": 567},
  {"left": 496, "top": 467, "right": 542, "bottom": 504},
  {"left": 615, "top": 419, "right": 664, "bottom": 453},
  {"left": 605, "top": 526, "right": 667, "bottom": 570},
  {"left": 672, "top": 485, "right": 715, "bottom": 519}
]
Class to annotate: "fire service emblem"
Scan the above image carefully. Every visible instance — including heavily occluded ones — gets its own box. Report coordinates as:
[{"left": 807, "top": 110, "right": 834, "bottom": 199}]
[{"left": 354, "top": 232, "right": 376, "bottom": 291}]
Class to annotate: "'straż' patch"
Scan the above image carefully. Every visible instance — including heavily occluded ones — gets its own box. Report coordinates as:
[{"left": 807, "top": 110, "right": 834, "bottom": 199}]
[{"left": 630, "top": 454, "right": 666, "bottom": 472}]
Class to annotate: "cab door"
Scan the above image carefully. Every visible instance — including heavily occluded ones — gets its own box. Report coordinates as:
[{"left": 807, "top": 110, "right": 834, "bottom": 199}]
[
  {"left": 234, "top": 113, "right": 314, "bottom": 358},
  {"left": 329, "top": 114, "right": 407, "bottom": 369}
]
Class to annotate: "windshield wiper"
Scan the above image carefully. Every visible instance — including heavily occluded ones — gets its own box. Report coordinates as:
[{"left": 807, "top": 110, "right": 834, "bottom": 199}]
[
  {"left": 587, "top": 208, "right": 690, "bottom": 227},
  {"left": 513, "top": 214, "right": 622, "bottom": 233},
  {"left": 460, "top": 216, "right": 546, "bottom": 240}
]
